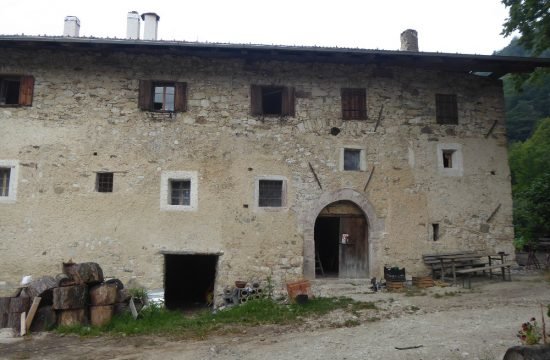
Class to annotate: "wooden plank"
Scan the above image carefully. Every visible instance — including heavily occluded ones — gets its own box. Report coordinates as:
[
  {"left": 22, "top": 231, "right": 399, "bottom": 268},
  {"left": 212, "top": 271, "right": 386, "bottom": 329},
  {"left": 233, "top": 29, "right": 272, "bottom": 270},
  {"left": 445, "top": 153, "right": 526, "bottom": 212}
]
[
  {"left": 308, "top": 162, "right": 322, "bottom": 190},
  {"left": 374, "top": 104, "right": 384, "bottom": 132},
  {"left": 484, "top": 120, "right": 498, "bottom": 138},
  {"left": 129, "top": 297, "right": 138, "bottom": 320},
  {"left": 486, "top": 203, "right": 501, "bottom": 223},
  {"left": 25, "top": 297, "right": 41, "bottom": 333},
  {"left": 363, "top": 165, "right": 375, "bottom": 191},
  {"left": 20, "top": 312, "right": 26, "bottom": 336}
]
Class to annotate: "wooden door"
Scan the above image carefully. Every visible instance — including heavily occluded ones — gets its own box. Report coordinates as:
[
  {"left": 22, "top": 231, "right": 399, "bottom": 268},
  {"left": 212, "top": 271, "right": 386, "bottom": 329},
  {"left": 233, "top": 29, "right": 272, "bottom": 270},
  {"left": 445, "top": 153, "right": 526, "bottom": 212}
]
[{"left": 338, "top": 217, "right": 368, "bottom": 278}]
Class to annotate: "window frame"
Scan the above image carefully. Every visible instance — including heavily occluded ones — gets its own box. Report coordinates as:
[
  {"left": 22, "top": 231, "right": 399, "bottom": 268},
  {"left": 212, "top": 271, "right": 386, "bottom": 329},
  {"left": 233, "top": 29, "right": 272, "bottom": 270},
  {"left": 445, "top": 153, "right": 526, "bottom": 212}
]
[
  {"left": 435, "top": 94, "right": 458, "bottom": 125},
  {"left": 0, "top": 160, "right": 19, "bottom": 204},
  {"left": 254, "top": 175, "right": 288, "bottom": 211},
  {"left": 341, "top": 88, "right": 367, "bottom": 120},
  {"left": 96, "top": 172, "right": 114, "bottom": 193},
  {"left": 250, "top": 85, "right": 295, "bottom": 117},
  {"left": 437, "top": 143, "right": 463, "bottom": 176},
  {"left": 139, "top": 80, "right": 187, "bottom": 113},
  {"left": 339, "top": 146, "right": 367, "bottom": 172},
  {"left": 160, "top": 170, "right": 198, "bottom": 212},
  {"left": 0, "top": 75, "right": 34, "bottom": 107}
]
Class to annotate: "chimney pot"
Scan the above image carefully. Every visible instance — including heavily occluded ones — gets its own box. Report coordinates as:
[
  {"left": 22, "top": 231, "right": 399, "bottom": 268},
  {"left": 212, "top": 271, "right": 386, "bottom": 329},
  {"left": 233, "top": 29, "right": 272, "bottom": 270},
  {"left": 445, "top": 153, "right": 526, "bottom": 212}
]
[
  {"left": 127, "top": 11, "right": 141, "bottom": 39},
  {"left": 400, "top": 29, "right": 419, "bottom": 52},
  {"left": 63, "top": 16, "right": 80, "bottom": 37},
  {"left": 141, "top": 12, "right": 160, "bottom": 41}
]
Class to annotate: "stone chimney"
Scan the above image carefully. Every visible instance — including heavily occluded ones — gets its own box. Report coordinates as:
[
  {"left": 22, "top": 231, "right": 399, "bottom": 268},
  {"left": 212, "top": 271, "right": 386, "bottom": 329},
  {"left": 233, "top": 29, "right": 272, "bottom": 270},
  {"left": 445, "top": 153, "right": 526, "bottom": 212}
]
[
  {"left": 141, "top": 12, "right": 160, "bottom": 40},
  {"left": 400, "top": 29, "right": 419, "bottom": 52},
  {"left": 63, "top": 16, "right": 80, "bottom": 37},
  {"left": 127, "top": 11, "right": 141, "bottom": 39}
]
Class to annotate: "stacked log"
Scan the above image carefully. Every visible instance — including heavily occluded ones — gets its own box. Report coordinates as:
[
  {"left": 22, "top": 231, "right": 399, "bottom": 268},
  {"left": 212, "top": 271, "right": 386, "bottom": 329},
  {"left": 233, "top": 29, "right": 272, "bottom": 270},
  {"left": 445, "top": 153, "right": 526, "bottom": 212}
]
[
  {"left": 53, "top": 285, "right": 89, "bottom": 326},
  {"left": 89, "top": 283, "right": 117, "bottom": 326},
  {"left": 7, "top": 297, "right": 30, "bottom": 331}
]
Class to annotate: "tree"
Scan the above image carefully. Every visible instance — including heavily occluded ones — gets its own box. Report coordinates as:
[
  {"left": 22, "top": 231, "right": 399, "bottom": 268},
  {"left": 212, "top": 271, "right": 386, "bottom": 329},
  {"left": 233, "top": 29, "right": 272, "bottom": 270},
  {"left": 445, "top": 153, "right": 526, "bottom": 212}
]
[
  {"left": 502, "top": 0, "right": 550, "bottom": 56},
  {"left": 509, "top": 118, "right": 550, "bottom": 246}
]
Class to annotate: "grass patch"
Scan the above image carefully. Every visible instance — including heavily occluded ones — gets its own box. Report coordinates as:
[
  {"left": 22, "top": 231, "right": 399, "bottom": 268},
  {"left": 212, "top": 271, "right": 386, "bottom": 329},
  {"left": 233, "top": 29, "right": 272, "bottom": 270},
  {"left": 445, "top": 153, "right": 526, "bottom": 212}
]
[
  {"left": 404, "top": 288, "right": 427, "bottom": 297},
  {"left": 56, "top": 297, "right": 369, "bottom": 338},
  {"left": 433, "top": 291, "right": 461, "bottom": 299}
]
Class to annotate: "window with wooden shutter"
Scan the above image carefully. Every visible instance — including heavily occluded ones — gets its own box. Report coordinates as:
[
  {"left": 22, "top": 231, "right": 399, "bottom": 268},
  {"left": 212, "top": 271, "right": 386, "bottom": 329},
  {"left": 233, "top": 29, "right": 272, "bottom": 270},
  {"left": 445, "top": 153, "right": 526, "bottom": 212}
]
[
  {"left": 250, "top": 85, "right": 295, "bottom": 116},
  {"left": 138, "top": 80, "right": 187, "bottom": 112},
  {"left": 0, "top": 75, "right": 34, "bottom": 106},
  {"left": 436, "top": 94, "right": 458, "bottom": 124},
  {"left": 341, "top": 88, "right": 366, "bottom": 120}
]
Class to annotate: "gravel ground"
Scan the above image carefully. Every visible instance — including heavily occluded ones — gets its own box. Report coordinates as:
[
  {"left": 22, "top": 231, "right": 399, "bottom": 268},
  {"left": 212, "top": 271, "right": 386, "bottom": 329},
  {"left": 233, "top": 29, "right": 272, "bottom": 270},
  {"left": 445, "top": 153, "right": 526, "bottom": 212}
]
[{"left": 1, "top": 270, "right": 549, "bottom": 360}]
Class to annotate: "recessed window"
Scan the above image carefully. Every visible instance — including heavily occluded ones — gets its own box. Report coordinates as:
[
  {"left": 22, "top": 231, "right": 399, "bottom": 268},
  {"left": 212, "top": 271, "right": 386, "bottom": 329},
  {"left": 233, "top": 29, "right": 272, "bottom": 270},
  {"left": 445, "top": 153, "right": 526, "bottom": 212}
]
[
  {"left": 0, "top": 75, "right": 34, "bottom": 106},
  {"left": 170, "top": 180, "right": 190, "bottom": 206},
  {"left": 0, "top": 160, "right": 19, "bottom": 203},
  {"left": 341, "top": 88, "right": 367, "bottom": 120},
  {"left": 160, "top": 171, "right": 198, "bottom": 211},
  {"left": 432, "top": 223, "right": 440, "bottom": 241},
  {"left": 259, "top": 180, "right": 283, "bottom": 207},
  {"left": 344, "top": 149, "right": 361, "bottom": 171},
  {"left": 96, "top": 172, "right": 114, "bottom": 193},
  {"left": 138, "top": 80, "right": 187, "bottom": 112},
  {"left": 436, "top": 94, "right": 458, "bottom": 124},
  {"left": 250, "top": 85, "right": 295, "bottom": 116},
  {"left": 442, "top": 150, "right": 455, "bottom": 168},
  {"left": 437, "top": 144, "right": 463, "bottom": 176}
]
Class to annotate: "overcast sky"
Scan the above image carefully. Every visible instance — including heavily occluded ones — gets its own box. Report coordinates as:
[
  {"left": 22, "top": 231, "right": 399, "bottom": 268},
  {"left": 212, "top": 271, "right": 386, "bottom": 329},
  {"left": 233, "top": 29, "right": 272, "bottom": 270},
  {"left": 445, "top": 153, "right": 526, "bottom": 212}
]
[{"left": 1, "top": 0, "right": 515, "bottom": 55}]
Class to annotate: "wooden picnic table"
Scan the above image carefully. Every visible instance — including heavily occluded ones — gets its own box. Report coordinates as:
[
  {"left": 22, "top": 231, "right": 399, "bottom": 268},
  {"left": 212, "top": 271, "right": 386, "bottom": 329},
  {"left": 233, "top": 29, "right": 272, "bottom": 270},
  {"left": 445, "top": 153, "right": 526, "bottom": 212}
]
[{"left": 437, "top": 254, "right": 485, "bottom": 285}]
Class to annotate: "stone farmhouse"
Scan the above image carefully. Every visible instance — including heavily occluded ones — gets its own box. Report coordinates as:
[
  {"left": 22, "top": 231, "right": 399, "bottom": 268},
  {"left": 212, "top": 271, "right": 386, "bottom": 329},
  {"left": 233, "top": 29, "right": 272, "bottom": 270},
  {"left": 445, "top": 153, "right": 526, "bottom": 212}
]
[{"left": 1, "top": 13, "right": 549, "bottom": 307}]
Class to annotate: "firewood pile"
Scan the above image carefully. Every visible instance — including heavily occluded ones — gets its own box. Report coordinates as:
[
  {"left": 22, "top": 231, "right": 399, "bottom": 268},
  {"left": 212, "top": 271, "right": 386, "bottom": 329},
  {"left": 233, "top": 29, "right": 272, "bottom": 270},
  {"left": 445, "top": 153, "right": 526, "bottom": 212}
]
[{"left": 0, "top": 261, "right": 132, "bottom": 334}]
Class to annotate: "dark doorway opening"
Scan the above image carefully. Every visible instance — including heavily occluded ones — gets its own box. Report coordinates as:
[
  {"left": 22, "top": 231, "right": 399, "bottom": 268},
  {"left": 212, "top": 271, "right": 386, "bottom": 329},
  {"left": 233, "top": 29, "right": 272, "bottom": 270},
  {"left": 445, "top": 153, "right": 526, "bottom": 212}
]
[
  {"left": 314, "top": 217, "right": 340, "bottom": 277},
  {"left": 164, "top": 254, "right": 217, "bottom": 310}
]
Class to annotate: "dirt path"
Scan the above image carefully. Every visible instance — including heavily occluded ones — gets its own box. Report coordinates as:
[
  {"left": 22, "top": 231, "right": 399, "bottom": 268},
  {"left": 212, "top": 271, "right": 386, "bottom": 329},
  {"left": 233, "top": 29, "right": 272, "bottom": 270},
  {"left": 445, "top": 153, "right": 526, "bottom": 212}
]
[{"left": 2, "top": 271, "right": 549, "bottom": 360}]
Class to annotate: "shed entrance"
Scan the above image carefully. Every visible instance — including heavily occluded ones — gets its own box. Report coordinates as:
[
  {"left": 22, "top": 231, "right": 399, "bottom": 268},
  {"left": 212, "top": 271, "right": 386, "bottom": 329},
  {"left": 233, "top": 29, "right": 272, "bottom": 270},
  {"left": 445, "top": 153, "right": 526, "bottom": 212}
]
[
  {"left": 314, "top": 201, "right": 368, "bottom": 278},
  {"left": 164, "top": 254, "right": 217, "bottom": 310}
]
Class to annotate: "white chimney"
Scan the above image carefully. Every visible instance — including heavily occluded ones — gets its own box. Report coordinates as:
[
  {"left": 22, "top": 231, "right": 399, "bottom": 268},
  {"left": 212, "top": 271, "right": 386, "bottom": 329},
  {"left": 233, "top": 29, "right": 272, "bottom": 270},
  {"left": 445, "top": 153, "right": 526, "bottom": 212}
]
[
  {"left": 127, "top": 11, "right": 141, "bottom": 39},
  {"left": 400, "top": 29, "right": 419, "bottom": 52},
  {"left": 63, "top": 16, "right": 80, "bottom": 37},
  {"left": 141, "top": 12, "right": 160, "bottom": 40}
]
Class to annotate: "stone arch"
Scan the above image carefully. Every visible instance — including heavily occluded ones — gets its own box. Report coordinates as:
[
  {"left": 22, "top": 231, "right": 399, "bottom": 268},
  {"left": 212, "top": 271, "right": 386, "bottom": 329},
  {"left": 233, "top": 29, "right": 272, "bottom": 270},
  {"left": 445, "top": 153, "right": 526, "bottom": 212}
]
[{"left": 302, "top": 188, "right": 384, "bottom": 279}]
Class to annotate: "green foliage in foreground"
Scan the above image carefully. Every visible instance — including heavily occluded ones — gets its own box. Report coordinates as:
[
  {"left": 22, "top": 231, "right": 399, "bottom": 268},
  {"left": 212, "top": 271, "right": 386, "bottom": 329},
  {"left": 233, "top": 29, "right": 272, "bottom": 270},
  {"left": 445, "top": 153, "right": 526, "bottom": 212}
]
[{"left": 56, "top": 297, "right": 376, "bottom": 337}]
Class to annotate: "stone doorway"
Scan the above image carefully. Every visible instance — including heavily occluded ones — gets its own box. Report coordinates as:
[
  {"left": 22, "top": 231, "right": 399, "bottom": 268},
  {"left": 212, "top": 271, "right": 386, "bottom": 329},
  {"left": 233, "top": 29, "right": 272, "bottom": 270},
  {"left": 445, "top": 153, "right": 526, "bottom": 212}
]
[{"left": 315, "top": 201, "right": 368, "bottom": 279}]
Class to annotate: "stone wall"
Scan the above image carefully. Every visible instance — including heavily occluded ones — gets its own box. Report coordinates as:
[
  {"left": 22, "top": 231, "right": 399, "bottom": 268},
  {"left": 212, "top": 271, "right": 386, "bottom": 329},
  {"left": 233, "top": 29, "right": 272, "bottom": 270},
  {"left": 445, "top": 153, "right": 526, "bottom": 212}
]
[{"left": 0, "top": 47, "right": 514, "bottom": 299}]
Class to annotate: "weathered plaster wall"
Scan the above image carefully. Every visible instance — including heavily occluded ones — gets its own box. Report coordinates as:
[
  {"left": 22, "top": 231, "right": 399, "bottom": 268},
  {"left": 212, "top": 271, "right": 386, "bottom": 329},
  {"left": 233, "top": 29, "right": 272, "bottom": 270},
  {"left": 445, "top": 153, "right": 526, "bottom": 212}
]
[{"left": 0, "top": 48, "right": 514, "bottom": 298}]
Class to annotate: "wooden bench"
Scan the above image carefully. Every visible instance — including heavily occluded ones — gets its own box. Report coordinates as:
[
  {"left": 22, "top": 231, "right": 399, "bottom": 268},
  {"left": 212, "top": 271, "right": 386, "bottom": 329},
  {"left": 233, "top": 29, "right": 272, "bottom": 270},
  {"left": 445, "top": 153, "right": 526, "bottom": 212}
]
[
  {"left": 423, "top": 252, "right": 487, "bottom": 284},
  {"left": 456, "top": 261, "right": 514, "bottom": 288}
]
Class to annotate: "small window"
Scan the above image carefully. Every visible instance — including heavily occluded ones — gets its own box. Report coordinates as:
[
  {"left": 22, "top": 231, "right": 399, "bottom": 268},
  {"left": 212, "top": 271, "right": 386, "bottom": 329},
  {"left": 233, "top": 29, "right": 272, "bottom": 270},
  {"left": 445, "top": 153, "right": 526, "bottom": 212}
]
[
  {"left": 437, "top": 144, "right": 463, "bottom": 176},
  {"left": 160, "top": 171, "right": 198, "bottom": 211},
  {"left": 139, "top": 80, "right": 187, "bottom": 112},
  {"left": 96, "top": 172, "right": 114, "bottom": 193},
  {"left": 436, "top": 94, "right": 458, "bottom": 124},
  {"left": 258, "top": 180, "right": 283, "bottom": 207},
  {"left": 250, "top": 85, "right": 295, "bottom": 116},
  {"left": 341, "top": 88, "right": 367, "bottom": 120},
  {"left": 0, "top": 75, "right": 34, "bottom": 106},
  {"left": 0, "top": 168, "right": 11, "bottom": 197},
  {"left": 344, "top": 149, "right": 362, "bottom": 171},
  {"left": 170, "top": 180, "right": 190, "bottom": 206},
  {"left": 432, "top": 223, "right": 440, "bottom": 241},
  {"left": 442, "top": 150, "right": 455, "bottom": 168}
]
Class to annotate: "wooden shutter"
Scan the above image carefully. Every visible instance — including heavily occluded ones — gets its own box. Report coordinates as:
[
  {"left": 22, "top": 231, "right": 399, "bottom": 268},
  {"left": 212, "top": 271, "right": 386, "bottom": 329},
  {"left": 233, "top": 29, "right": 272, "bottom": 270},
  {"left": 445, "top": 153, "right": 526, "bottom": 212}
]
[
  {"left": 174, "top": 82, "right": 187, "bottom": 112},
  {"left": 138, "top": 80, "right": 152, "bottom": 110},
  {"left": 342, "top": 88, "right": 366, "bottom": 120},
  {"left": 357, "top": 88, "right": 367, "bottom": 119},
  {"left": 341, "top": 88, "right": 352, "bottom": 119},
  {"left": 281, "top": 86, "right": 295, "bottom": 116},
  {"left": 250, "top": 85, "right": 262, "bottom": 115},
  {"left": 18, "top": 75, "right": 34, "bottom": 106}
]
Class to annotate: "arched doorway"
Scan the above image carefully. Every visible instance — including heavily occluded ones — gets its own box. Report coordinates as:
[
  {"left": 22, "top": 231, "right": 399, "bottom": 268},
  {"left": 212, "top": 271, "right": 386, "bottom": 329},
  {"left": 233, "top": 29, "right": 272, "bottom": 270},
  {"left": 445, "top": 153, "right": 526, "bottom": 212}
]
[{"left": 314, "top": 201, "right": 368, "bottom": 278}]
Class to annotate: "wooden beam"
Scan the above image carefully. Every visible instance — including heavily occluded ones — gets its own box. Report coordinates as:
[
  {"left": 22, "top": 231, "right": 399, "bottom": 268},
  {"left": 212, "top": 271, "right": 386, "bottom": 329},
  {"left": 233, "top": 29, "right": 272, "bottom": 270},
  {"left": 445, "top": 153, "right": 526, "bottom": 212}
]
[
  {"left": 25, "top": 297, "right": 41, "bottom": 333},
  {"left": 374, "top": 105, "right": 384, "bottom": 132},
  {"left": 308, "top": 162, "right": 323, "bottom": 190},
  {"left": 486, "top": 203, "right": 501, "bottom": 223},
  {"left": 20, "top": 312, "right": 26, "bottom": 336},
  {"left": 484, "top": 120, "right": 498, "bottom": 138},
  {"left": 363, "top": 166, "right": 375, "bottom": 192}
]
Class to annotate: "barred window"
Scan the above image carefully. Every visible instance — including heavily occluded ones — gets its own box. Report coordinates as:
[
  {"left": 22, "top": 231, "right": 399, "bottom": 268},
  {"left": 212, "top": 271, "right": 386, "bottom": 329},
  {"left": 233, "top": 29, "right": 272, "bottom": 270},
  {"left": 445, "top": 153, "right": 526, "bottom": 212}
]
[
  {"left": 96, "top": 172, "right": 114, "bottom": 193},
  {"left": 436, "top": 94, "right": 458, "bottom": 124},
  {"left": 258, "top": 180, "right": 283, "bottom": 207},
  {"left": 170, "top": 180, "right": 191, "bottom": 206},
  {"left": 0, "top": 168, "right": 10, "bottom": 196},
  {"left": 341, "top": 88, "right": 367, "bottom": 120}
]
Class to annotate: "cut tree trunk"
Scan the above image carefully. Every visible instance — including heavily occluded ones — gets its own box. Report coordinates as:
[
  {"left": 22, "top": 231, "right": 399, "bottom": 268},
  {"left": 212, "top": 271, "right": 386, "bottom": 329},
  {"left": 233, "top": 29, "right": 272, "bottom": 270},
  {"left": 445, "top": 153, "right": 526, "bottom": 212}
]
[
  {"left": 29, "top": 306, "right": 57, "bottom": 332},
  {"left": 113, "top": 303, "right": 129, "bottom": 316},
  {"left": 57, "top": 309, "right": 87, "bottom": 327},
  {"left": 63, "top": 262, "right": 104, "bottom": 285},
  {"left": 9, "top": 297, "right": 30, "bottom": 313},
  {"left": 52, "top": 285, "right": 88, "bottom": 310},
  {"left": 56, "top": 274, "right": 76, "bottom": 287},
  {"left": 21, "top": 276, "right": 57, "bottom": 304},
  {"left": 90, "top": 305, "right": 113, "bottom": 326},
  {"left": 0, "top": 297, "right": 10, "bottom": 328},
  {"left": 90, "top": 283, "right": 117, "bottom": 306},
  {"left": 116, "top": 288, "right": 131, "bottom": 303},
  {"left": 7, "top": 312, "right": 23, "bottom": 330}
]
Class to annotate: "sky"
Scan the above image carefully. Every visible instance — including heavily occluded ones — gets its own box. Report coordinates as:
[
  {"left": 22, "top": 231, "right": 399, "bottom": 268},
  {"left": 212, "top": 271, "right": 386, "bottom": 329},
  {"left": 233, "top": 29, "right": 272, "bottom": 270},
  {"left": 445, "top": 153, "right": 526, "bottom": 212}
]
[{"left": 0, "top": 0, "right": 515, "bottom": 55}]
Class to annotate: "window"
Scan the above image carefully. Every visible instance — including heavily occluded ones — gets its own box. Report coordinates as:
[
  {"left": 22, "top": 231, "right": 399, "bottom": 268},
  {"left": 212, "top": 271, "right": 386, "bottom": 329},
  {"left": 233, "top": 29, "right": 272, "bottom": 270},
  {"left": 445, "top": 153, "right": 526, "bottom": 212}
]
[
  {"left": 0, "top": 160, "right": 19, "bottom": 203},
  {"left": 341, "top": 88, "right": 367, "bottom": 120},
  {"left": 432, "top": 223, "right": 440, "bottom": 241},
  {"left": 170, "top": 180, "right": 190, "bottom": 206},
  {"left": 160, "top": 171, "right": 198, "bottom": 211},
  {"left": 437, "top": 143, "right": 463, "bottom": 176},
  {"left": 250, "top": 85, "right": 295, "bottom": 116},
  {"left": 139, "top": 80, "right": 187, "bottom": 112},
  {"left": 96, "top": 172, "right": 114, "bottom": 192},
  {"left": 340, "top": 147, "right": 366, "bottom": 171},
  {"left": 254, "top": 176, "right": 288, "bottom": 210},
  {"left": 0, "top": 75, "right": 34, "bottom": 106},
  {"left": 436, "top": 94, "right": 458, "bottom": 124}
]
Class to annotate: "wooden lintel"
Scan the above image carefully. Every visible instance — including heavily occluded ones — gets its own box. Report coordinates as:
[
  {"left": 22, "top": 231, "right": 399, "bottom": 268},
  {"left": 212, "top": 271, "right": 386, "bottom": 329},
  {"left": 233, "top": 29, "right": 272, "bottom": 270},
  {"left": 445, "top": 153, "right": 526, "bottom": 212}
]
[
  {"left": 486, "top": 203, "right": 501, "bottom": 223},
  {"left": 484, "top": 120, "right": 498, "bottom": 138},
  {"left": 308, "top": 162, "right": 323, "bottom": 190},
  {"left": 363, "top": 165, "right": 375, "bottom": 191}
]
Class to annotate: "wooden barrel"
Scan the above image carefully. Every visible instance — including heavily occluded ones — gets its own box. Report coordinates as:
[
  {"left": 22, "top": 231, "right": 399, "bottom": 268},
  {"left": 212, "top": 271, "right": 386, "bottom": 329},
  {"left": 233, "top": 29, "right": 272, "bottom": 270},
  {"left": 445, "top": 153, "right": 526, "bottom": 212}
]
[
  {"left": 412, "top": 276, "right": 435, "bottom": 288},
  {"left": 386, "top": 280, "right": 405, "bottom": 291}
]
